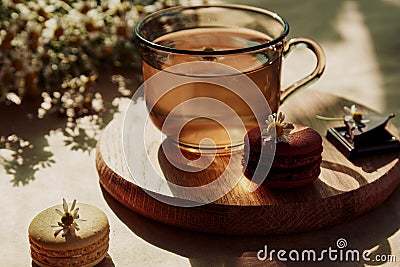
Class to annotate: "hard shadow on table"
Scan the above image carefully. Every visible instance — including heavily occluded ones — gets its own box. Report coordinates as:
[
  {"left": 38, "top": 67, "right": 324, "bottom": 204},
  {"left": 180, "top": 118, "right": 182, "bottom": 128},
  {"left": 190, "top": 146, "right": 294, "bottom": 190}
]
[
  {"left": 321, "top": 160, "right": 368, "bottom": 187},
  {"left": 0, "top": 97, "right": 59, "bottom": 186},
  {"left": 102, "top": 184, "right": 400, "bottom": 267},
  {"left": 157, "top": 135, "right": 394, "bottom": 206},
  {"left": 157, "top": 138, "right": 226, "bottom": 187},
  {"left": 96, "top": 254, "right": 116, "bottom": 267},
  {"left": 0, "top": 68, "right": 138, "bottom": 186},
  {"left": 350, "top": 152, "right": 400, "bottom": 173},
  {"left": 157, "top": 139, "right": 352, "bottom": 205}
]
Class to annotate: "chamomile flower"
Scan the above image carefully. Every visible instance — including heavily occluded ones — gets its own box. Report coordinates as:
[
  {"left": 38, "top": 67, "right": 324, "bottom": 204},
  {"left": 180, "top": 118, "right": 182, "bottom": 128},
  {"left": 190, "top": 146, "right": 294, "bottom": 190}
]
[
  {"left": 343, "top": 105, "right": 369, "bottom": 125},
  {"left": 51, "top": 198, "right": 84, "bottom": 237},
  {"left": 0, "top": 0, "right": 207, "bottom": 108},
  {"left": 262, "top": 111, "right": 294, "bottom": 143}
]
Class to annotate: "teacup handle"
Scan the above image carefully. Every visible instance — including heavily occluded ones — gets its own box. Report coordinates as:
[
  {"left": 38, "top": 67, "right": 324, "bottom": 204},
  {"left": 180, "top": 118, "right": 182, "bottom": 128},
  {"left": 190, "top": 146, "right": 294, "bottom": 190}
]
[{"left": 280, "top": 37, "right": 326, "bottom": 103}]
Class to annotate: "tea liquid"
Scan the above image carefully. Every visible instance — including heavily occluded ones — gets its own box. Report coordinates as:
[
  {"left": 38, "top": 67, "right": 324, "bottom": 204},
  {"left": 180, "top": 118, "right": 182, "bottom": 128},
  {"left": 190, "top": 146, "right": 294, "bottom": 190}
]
[{"left": 142, "top": 28, "right": 281, "bottom": 149}]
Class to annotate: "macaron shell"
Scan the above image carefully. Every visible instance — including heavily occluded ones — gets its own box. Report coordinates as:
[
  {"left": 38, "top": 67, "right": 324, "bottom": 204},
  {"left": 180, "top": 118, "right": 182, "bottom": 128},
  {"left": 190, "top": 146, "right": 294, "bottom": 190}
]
[
  {"left": 275, "top": 124, "right": 323, "bottom": 156},
  {"left": 244, "top": 157, "right": 321, "bottom": 181},
  {"left": 267, "top": 158, "right": 322, "bottom": 180},
  {"left": 31, "top": 242, "right": 108, "bottom": 267},
  {"left": 244, "top": 124, "right": 322, "bottom": 157},
  {"left": 243, "top": 147, "right": 323, "bottom": 169},
  {"left": 29, "top": 203, "right": 109, "bottom": 251},
  {"left": 243, "top": 126, "right": 265, "bottom": 155},
  {"left": 29, "top": 203, "right": 109, "bottom": 267},
  {"left": 30, "top": 228, "right": 109, "bottom": 259}
]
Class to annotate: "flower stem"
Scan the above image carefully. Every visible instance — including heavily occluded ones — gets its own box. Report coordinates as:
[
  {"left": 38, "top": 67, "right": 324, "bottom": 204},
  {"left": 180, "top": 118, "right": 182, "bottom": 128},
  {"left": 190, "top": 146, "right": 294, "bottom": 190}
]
[{"left": 315, "top": 115, "right": 343, "bottom": 121}]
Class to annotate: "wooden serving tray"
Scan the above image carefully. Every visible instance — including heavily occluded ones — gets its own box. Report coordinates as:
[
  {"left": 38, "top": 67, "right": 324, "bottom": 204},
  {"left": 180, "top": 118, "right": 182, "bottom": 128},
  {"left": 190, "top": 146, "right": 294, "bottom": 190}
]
[{"left": 96, "top": 91, "right": 400, "bottom": 235}]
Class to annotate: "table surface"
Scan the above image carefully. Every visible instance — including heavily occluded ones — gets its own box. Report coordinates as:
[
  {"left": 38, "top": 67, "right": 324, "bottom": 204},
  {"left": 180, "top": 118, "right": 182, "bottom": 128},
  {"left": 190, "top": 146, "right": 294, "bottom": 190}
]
[{"left": 1, "top": 0, "right": 400, "bottom": 266}]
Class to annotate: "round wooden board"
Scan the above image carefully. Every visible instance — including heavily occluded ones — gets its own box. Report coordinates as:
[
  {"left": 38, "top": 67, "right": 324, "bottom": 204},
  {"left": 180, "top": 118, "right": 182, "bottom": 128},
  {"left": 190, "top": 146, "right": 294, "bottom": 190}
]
[{"left": 96, "top": 90, "right": 400, "bottom": 235}]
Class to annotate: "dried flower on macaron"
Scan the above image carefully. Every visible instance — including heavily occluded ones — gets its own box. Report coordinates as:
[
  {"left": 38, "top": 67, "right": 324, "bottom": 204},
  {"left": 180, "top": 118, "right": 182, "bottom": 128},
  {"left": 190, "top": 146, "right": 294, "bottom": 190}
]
[
  {"left": 51, "top": 198, "right": 85, "bottom": 237},
  {"left": 262, "top": 111, "right": 294, "bottom": 143}
]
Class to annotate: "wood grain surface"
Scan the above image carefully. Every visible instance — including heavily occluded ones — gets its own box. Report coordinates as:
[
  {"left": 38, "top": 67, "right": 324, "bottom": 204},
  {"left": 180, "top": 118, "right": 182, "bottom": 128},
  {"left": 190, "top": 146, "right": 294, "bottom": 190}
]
[{"left": 96, "top": 90, "right": 400, "bottom": 235}]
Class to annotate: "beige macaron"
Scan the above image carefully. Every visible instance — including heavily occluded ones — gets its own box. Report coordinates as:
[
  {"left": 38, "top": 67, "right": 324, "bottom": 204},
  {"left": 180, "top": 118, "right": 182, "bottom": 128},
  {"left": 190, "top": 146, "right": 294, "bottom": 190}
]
[{"left": 28, "top": 201, "right": 109, "bottom": 267}]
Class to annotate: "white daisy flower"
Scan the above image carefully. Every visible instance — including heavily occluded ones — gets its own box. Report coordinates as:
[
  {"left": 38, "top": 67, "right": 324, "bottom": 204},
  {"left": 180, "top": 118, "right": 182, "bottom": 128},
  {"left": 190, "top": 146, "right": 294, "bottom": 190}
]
[
  {"left": 51, "top": 198, "right": 85, "bottom": 237},
  {"left": 343, "top": 105, "right": 369, "bottom": 125},
  {"left": 262, "top": 111, "right": 294, "bottom": 143}
]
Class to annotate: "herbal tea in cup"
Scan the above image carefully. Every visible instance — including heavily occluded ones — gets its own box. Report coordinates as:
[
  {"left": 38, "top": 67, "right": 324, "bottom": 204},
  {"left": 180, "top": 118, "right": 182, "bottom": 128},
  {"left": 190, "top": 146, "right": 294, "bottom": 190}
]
[{"left": 136, "top": 5, "right": 325, "bottom": 151}]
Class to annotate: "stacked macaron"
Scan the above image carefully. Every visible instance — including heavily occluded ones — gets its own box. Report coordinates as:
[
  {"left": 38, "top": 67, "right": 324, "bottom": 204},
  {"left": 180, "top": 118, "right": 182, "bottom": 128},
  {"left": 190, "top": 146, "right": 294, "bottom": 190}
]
[
  {"left": 243, "top": 123, "right": 323, "bottom": 188},
  {"left": 29, "top": 200, "right": 109, "bottom": 267}
]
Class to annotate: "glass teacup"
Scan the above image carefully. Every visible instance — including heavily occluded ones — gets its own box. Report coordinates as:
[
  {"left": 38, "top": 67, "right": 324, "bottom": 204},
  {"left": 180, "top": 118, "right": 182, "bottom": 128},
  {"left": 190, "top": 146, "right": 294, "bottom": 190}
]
[{"left": 135, "top": 4, "right": 325, "bottom": 152}]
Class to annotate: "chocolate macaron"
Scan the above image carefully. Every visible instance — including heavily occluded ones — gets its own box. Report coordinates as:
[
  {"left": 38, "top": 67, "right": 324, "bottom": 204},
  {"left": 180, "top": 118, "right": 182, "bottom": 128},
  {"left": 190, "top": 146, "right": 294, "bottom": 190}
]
[{"left": 243, "top": 122, "right": 323, "bottom": 188}]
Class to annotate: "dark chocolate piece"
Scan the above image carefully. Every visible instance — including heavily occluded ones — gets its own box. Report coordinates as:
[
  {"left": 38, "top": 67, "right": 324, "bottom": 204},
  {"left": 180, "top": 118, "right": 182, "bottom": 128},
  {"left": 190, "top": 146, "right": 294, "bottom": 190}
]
[{"left": 327, "top": 114, "right": 400, "bottom": 158}]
